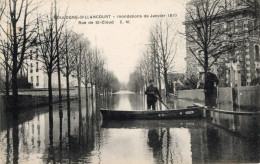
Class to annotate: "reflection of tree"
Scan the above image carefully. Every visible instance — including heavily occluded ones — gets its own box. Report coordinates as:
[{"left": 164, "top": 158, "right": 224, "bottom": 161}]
[
  {"left": 128, "top": 94, "right": 145, "bottom": 110},
  {"left": 41, "top": 100, "right": 100, "bottom": 163},
  {"left": 206, "top": 126, "right": 221, "bottom": 161},
  {"left": 147, "top": 128, "right": 165, "bottom": 163},
  {"left": 12, "top": 111, "right": 19, "bottom": 164},
  {"left": 105, "top": 94, "right": 120, "bottom": 109},
  {"left": 5, "top": 109, "right": 11, "bottom": 164},
  {"left": 45, "top": 105, "right": 54, "bottom": 164}
]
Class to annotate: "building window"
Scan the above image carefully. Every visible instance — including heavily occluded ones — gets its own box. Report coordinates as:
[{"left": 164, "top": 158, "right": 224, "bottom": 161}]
[
  {"left": 255, "top": 45, "right": 260, "bottom": 61},
  {"left": 31, "top": 76, "right": 33, "bottom": 84},
  {"left": 30, "top": 50, "right": 33, "bottom": 60},
  {"left": 36, "top": 62, "right": 39, "bottom": 72},
  {"left": 36, "top": 76, "right": 39, "bottom": 86},
  {"left": 36, "top": 49, "right": 38, "bottom": 60},
  {"left": 30, "top": 63, "right": 33, "bottom": 73}
]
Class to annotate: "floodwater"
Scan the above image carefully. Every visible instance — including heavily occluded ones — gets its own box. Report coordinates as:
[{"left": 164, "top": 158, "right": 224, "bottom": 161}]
[{"left": 0, "top": 90, "right": 259, "bottom": 164}]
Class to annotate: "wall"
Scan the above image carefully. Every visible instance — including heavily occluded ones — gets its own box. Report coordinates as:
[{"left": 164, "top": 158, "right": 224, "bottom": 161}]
[
  {"left": 177, "top": 86, "right": 260, "bottom": 108},
  {"left": 177, "top": 89, "right": 204, "bottom": 102},
  {"left": 217, "top": 87, "right": 232, "bottom": 104},
  {"left": 236, "top": 86, "right": 260, "bottom": 108}
]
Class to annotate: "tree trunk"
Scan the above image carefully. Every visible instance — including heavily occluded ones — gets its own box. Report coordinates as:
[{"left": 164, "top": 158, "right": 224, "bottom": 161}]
[
  {"left": 5, "top": 61, "right": 9, "bottom": 97},
  {"left": 77, "top": 45, "right": 82, "bottom": 102},
  {"left": 77, "top": 75, "right": 81, "bottom": 102},
  {"left": 91, "top": 82, "right": 94, "bottom": 98},
  {"left": 55, "top": 0, "right": 62, "bottom": 103},
  {"left": 163, "top": 67, "right": 169, "bottom": 97},
  {"left": 66, "top": 74, "right": 70, "bottom": 103},
  {"left": 12, "top": 68, "right": 18, "bottom": 102},
  {"left": 85, "top": 83, "right": 88, "bottom": 102},
  {"left": 48, "top": 72, "right": 53, "bottom": 107},
  {"left": 84, "top": 57, "right": 88, "bottom": 103},
  {"left": 157, "top": 54, "right": 162, "bottom": 93},
  {"left": 11, "top": 1, "right": 19, "bottom": 104},
  {"left": 65, "top": 33, "right": 70, "bottom": 105}
]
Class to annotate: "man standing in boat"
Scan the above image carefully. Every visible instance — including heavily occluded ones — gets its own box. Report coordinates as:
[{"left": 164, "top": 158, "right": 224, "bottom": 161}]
[{"left": 145, "top": 80, "right": 162, "bottom": 110}]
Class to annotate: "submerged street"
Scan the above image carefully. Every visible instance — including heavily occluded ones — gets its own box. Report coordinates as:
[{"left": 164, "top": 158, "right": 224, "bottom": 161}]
[{"left": 1, "top": 91, "right": 259, "bottom": 164}]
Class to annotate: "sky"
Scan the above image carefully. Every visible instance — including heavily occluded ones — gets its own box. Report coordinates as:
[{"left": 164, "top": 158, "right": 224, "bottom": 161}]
[{"left": 56, "top": 0, "right": 189, "bottom": 83}]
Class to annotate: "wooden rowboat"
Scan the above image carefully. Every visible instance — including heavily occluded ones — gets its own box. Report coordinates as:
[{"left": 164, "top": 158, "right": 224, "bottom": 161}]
[
  {"left": 100, "top": 106, "right": 203, "bottom": 120},
  {"left": 102, "top": 119, "right": 205, "bottom": 129}
]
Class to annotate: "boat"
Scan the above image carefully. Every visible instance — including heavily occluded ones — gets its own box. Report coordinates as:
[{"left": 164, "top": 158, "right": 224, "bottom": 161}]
[
  {"left": 100, "top": 106, "right": 203, "bottom": 120},
  {"left": 101, "top": 119, "right": 205, "bottom": 129}
]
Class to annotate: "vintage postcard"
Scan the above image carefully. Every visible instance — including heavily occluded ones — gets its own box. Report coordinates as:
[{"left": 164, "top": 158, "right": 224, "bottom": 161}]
[{"left": 0, "top": 0, "right": 259, "bottom": 163}]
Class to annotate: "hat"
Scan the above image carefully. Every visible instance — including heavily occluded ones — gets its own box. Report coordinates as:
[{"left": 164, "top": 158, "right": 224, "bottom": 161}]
[{"left": 149, "top": 80, "right": 154, "bottom": 83}]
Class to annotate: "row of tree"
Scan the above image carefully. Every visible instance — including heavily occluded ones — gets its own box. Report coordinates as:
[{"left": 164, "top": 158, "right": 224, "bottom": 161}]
[
  {"left": 0, "top": 0, "right": 120, "bottom": 108},
  {"left": 128, "top": 0, "right": 260, "bottom": 97},
  {"left": 128, "top": 20, "right": 178, "bottom": 96}
]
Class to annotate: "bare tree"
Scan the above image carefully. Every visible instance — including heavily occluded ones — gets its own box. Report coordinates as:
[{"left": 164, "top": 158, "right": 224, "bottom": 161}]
[
  {"left": 184, "top": 0, "right": 246, "bottom": 105},
  {"left": 70, "top": 34, "right": 89, "bottom": 102},
  {"left": 54, "top": 0, "right": 69, "bottom": 103},
  {"left": 86, "top": 48, "right": 95, "bottom": 98},
  {"left": 0, "top": 0, "right": 39, "bottom": 103},
  {"left": 37, "top": 6, "right": 60, "bottom": 107},
  {"left": 60, "top": 30, "right": 78, "bottom": 104},
  {"left": 150, "top": 20, "right": 178, "bottom": 96},
  {"left": 0, "top": 0, "right": 6, "bottom": 21},
  {"left": 0, "top": 39, "right": 12, "bottom": 96},
  {"left": 82, "top": 44, "right": 96, "bottom": 101}
]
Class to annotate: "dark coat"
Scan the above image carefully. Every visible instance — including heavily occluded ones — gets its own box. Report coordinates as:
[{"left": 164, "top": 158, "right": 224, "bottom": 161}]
[
  {"left": 145, "top": 85, "right": 162, "bottom": 102},
  {"left": 204, "top": 72, "right": 219, "bottom": 94}
]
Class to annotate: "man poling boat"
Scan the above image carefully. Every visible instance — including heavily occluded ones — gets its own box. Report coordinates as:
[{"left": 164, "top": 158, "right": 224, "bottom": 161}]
[{"left": 145, "top": 80, "right": 169, "bottom": 110}]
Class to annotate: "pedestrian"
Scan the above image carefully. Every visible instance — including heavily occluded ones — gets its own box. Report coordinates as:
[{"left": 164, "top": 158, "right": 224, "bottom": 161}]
[
  {"left": 204, "top": 70, "right": 219, "bottom": 108},
  {"left": 145, "top": 80, "right": 162, "bottom": 110}
]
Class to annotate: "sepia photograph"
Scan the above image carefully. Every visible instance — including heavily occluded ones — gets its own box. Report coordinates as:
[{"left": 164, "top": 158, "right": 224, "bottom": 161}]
[{"left": 0, "top": 0, "right": 259, "bottom": 163}]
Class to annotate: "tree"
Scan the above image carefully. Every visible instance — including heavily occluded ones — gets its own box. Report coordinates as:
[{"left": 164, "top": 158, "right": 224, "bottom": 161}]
[
  {"left": 0, "top": 0, "right": 39, "bottom": 103},
  {"left": 60, "top": 30, "right": 78, "bottom": 104},
  {"left": 184, "top": 0, "right": 239, "bottom": 102},
  {"left": 37, "top": 5, "right": 62, "bottom": 107},
  {"left": 0, "top": 39, "right": 11, "bottom": 96},
  {"left": 0, "top": 0, "right": 6, "bottom": 21},
  {"left": 70, "top": 34, "right": 89, "bottom": 102},
  {"left": 150, "top": 20, "right": 178, "bottom": 96}
]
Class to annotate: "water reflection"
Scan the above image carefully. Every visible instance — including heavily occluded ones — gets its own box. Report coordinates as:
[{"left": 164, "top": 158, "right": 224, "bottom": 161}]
[
  {"left": 147, "top": 129, "right": 164, "bottom": 163},
  {"left": 103, "top": 91, "right": 184, "bottom": 111},
  {"left": 0, "top": 92, "right": 259, "bottom": 163}
]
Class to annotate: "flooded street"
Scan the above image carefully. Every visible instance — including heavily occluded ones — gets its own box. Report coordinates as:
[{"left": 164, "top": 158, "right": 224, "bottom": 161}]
[{"left": 1, "top": 91, "right": 259, "bottom": 164}]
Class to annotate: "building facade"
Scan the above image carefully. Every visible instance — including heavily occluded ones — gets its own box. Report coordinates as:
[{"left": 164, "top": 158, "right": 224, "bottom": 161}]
[
  {"left": 27, "top": 48, "right": 77, "bottom": 89},
  {"left": 185, "top": 0, "right": 260, "bottom": 87}
]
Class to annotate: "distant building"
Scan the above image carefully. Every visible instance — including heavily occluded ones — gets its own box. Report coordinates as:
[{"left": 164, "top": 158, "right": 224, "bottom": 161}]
[
  {"left": 184, "top": 0, "right": 260, "bottom": 87},
  {"left": 27, "top": 48, "right": 77, "bottom": 89}
]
